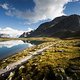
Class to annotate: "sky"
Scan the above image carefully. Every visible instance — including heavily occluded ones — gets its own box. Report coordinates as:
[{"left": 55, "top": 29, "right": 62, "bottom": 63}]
[{"left": 0, "top": 0, "right": 80, "bottom": 37}]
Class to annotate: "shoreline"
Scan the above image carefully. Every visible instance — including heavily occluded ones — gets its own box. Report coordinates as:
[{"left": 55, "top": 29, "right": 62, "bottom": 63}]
[
  {"left": 0, "top": 40, "right": 54, "bottom": 69},
  {"left": 0, "top": 44, "right": 53, "bottom": 75}
]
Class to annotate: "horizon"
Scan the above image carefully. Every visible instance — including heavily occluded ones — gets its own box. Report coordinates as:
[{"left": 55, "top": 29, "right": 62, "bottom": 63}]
[{"left": 0, "top": 0, "right": 80, "bottom": 37}]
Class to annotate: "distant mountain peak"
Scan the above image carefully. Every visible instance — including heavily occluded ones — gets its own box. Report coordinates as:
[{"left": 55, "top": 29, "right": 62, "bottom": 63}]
[
  {"left": 0, "top": 33, "right": 10, "bottom": 38},
  {"left": 19, "top": 31, "right": 34, "bottom": 38},
  {"left": 70, "top": 14, "right": 80, "bottom": 16}
]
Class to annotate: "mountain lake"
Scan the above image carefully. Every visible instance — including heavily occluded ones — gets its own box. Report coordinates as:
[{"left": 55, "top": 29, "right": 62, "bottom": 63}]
[{"left": 0, "top": 40, "right": 34, "bottom": 60}]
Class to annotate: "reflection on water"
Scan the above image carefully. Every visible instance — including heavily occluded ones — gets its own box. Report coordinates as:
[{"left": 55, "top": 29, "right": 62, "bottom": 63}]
[
  {"left": 0, "top": 40, "right": 33, "bottom": 60},
  {"left": 0, "top": 40, "right": 33, "bottom": 48},
  {"left": 23, "top": 40, "right": 44, "bottom": 45}
]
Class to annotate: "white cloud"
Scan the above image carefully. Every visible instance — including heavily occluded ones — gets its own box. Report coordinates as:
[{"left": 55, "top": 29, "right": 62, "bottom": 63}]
[
  {"left": 0, "top": 28, "right": 1, "bottom": 30},
  {"left": 0, "top": 3, "right": 9, "bottom": 10},
  {"left": 27, "top": 27, "right": 33, "bottom": 32},
  {"left": 0, "top": 27, "right": 33, "bottom": 38},
  {"left": 3, "top": 0, "right": 80, "bottom": 23}
]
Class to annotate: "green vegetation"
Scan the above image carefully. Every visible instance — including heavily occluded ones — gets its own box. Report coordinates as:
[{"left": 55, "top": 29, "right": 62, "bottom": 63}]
[
  {"left": 0, "top": 37, "right": 57, "bottom": 41},
  {"left": 0, "top": 37, "right": 56, "bottom": 69},
  {"left": 0, "top": 38, "right": 80, "bottom": 80}
]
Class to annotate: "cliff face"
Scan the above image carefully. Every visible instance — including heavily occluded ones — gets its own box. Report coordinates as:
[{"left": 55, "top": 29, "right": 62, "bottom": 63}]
[
  {"left": 19, "top": 31, "right": 34, "bottom": 38},
  {"left": 27, "top": 14, "right": 80, "bottom": 38}
]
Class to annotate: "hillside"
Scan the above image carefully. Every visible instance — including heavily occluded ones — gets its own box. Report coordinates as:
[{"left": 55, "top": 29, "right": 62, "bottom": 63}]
[{"left": 27, "top": 14, "right": 80, "bottom": 38}]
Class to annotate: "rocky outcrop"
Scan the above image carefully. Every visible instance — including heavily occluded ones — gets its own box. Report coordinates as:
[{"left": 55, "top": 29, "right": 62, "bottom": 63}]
[{"left": 19, "top": 31, "right": 34, "bottom": 38}]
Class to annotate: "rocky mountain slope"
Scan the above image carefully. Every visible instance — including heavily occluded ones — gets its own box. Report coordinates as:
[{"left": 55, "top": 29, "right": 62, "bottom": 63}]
[
  {"left": 27, "top": 14, "right": 80, "bottom": 38},
  {"left": 19, "top": 31, "right": 34, "bottom": 38}
]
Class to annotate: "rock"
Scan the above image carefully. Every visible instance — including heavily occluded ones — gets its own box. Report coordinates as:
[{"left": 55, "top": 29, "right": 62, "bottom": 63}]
[
  {"left": 19, "top": 65, "right": 25, "bottom": 69},
  {"left": 65, "top": 65, "right": 80, "bottom": 80},
  {"left": 8, "top": 72, "right": 15, "bottom": 80},
  {"left": 60, "top": 68, "right": 65, "bottom": 73},
  {"left": 70, "top": 65, "right": 80, "bottom": 70},
  {"left": 6, "top": 66, "right": 11, "bottom": 70},
  {"left": 66, "top": 76, "right": 72, "bottom": 80},
  {"left": 55, "top": 73, "right": 63, "bottom": 80}
]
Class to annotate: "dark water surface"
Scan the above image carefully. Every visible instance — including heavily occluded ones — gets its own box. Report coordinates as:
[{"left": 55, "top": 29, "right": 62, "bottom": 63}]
[{"left": 0, "top": 40, "right": 34, "bottom": 60}]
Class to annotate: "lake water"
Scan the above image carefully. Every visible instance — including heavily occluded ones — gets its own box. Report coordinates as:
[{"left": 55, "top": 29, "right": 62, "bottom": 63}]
[{"left": 0, "top": 40, "right": 34, "bottom": 60}]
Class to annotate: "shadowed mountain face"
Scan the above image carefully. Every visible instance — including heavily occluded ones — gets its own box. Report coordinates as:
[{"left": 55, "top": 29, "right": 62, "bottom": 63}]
[
  {"left": 26, "top": 14, "right": 80, "bottom": 38},
  {"left": 19, "top": 31, "right": 34, "bottom": 38}
]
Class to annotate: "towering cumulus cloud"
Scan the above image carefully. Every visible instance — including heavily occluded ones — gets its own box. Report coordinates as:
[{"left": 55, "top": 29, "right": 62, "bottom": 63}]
[
  {"left": 1, "top": 0, "right": 79, "bottom": 23},
  {"left": 28, "top": 0, "right": 79, "bottom": 22}
]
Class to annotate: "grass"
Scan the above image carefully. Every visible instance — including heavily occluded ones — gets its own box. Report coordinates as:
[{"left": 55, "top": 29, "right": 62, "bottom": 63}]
[
  {"left": 0, "top": 39, "right": 54, "bottom": 69},
  {"left": 0, "top": 37, "right": 80, "bottom": 80},
  {"left": 0, "top": 37, "right": 58, "bottom": 41}
]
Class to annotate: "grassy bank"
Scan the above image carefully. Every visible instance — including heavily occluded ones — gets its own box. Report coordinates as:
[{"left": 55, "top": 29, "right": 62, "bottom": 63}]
[
  {"left": 0, "top": 37, "right": 58, "bottom": 41},
  {"left": 0, "top": 37, "right": 56, "bottom": 69},
  {"left": 0, "top": 38, "right": 80, "bottom": 80}
]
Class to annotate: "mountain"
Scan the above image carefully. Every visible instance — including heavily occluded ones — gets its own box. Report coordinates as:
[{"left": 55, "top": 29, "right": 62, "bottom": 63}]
[
  {"left": 0, "top": 34, "right": 10, "bottom": 38},
  {"left": 19, "top": 31, "right": 34, "bottom": 38},
  {"left": 27, "top": 14, "right": 80, "bottom": 38}
]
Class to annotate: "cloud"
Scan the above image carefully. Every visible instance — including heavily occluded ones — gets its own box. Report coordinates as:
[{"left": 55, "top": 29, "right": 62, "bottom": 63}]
[
  {"left": 0, "top": 3, "right": 9, "bottom": 10},
  {"left": 27, "top": 27, "right": 33, "bottom": 32},
  {"left": 0, "top": 27, "right": 33, "bottom": 38},
  {"left": 3, "top": 0, "right": 80, "bottom": 23}
]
